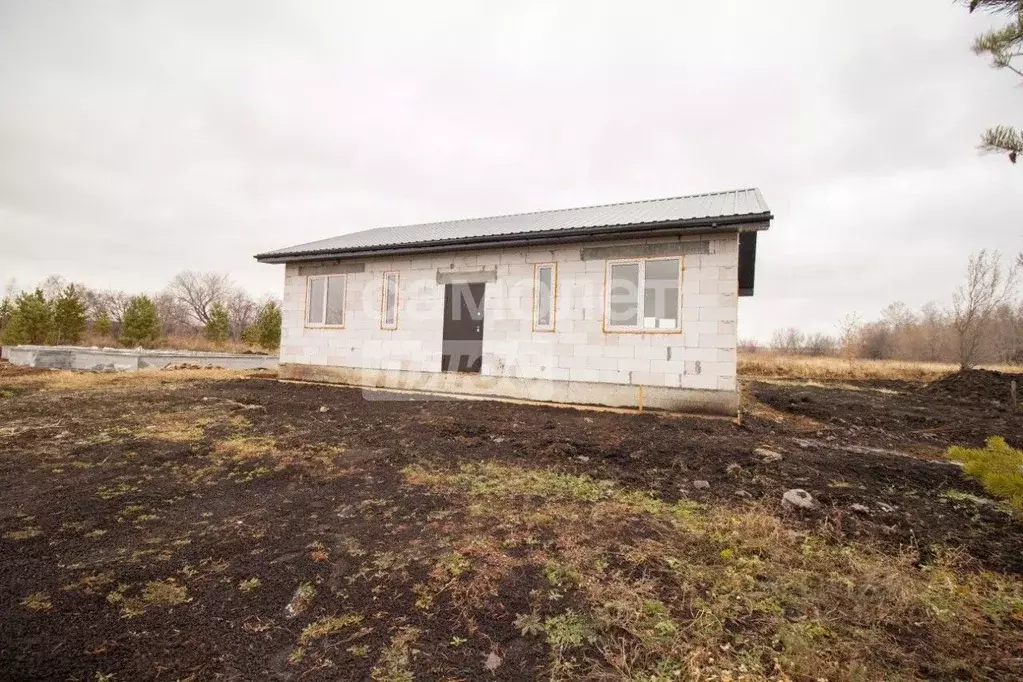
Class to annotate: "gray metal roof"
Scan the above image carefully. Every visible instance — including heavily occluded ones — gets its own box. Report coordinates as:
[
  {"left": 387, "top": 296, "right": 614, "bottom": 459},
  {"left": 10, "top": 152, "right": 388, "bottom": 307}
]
[{"left": 255, "top": 187, "right": 771, "bottom": 262}]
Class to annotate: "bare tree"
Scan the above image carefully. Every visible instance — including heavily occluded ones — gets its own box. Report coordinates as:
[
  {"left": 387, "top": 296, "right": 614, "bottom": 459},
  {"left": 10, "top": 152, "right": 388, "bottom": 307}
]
[
  {"left": 988, "top": 300, "right": 1023, "bottom": 363},
  {"left": 770, "top": 327, "right": 806, "bottom": 353},
  {"left": 804, "top": 332, "right": 837, "bottom": 356},
  {"left": 153, "top": 291, "right": 196, "bottom": 336},
  {"left": 916, "top": 302, "right": 953, "bottom": 361},
  {"left": 738, "top": 338, "right": 761, "bottom": 353},
  {"left": 98, "top": 290, "right": 133, "bottom": 324},
  {"left": 3, "top": 278, "right": 20, "bottom": 300},
  {"left": 950, "top": 250, "right": 1020, "bottom": 369},
  {"left": 837, "top": 313, "right": 863, "bottom": 360},
  {"left": 859, "top": 320, "right": 896, "bottom": 359},
  {"left": 167, "top": 271, "right": 233, "bottom": 326},
  {"left": 225, "top": 289, "right": 258, "bottom": 340},
  {"left": 39, "top": 274, "right": 67, "bottom": 301}
]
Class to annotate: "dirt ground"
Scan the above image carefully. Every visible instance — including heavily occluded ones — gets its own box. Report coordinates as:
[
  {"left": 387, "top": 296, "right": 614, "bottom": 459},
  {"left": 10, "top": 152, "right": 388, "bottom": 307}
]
[{"left": 1, "top": 363, "right": 1022, "bottom": 681}]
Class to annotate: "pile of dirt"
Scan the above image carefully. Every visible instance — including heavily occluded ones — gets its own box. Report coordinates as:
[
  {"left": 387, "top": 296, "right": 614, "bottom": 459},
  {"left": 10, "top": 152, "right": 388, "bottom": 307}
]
[{"left": 921, "top": 369, "right": 1023, "bottom": 405}]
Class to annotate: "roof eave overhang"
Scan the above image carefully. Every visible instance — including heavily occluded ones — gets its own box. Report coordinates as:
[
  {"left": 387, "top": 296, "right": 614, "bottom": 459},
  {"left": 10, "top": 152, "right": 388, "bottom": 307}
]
[{"left": 254, "top": 213, "right": 773, "bottom": 264}]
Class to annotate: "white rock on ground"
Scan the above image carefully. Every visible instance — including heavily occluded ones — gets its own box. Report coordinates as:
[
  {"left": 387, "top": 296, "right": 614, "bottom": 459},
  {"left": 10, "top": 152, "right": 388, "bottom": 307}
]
[
  {"left": 754, "top": 447, "right": 783, "bottom": 462},
  {"left": 693, "top": 480, "right": 711, "bottom": 490},
  {"left": 782, "top": 489, "right": 815, "bottom": 509},
  {"left": 483, "top": 651, "right": 502, "bottom": 672}
]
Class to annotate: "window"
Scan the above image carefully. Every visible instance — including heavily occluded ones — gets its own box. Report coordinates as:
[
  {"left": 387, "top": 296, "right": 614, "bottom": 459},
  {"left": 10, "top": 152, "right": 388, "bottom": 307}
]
[
  {"left": 381, "top": 272, "right": 399, "bottom": 329},
  {"left": 306, "top": 275, "right": 345, "bottom": 326},
  {"left": 533, "top": 263, "right": 556, "bottom": 331},
  {"left": 605, "top": 258, "right": 681, "bottom": 331}
]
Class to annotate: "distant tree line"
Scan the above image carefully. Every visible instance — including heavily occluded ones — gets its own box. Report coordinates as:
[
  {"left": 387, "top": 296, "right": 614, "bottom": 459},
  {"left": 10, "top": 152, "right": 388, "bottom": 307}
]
[
  {"left": 744, "top": 250, "right": 1023, "bottom": 369},
  {"left": 0, "top": 271, "right": 281, "bottom": 351}
]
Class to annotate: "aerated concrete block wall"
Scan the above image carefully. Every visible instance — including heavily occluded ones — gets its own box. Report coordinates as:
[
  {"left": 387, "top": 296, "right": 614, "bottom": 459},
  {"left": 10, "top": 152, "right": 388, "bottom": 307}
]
[
  {"left": 279, "top": 232, "right": 740, "bottom": 409},
  {"left": 3, "top": 346, "right": 278, "bottom": 372}
]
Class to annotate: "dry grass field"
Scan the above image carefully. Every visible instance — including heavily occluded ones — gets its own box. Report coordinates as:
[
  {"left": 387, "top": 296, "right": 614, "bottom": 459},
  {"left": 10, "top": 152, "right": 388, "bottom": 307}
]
[
  {"left": 739, "top": 352, "right": 1023, "bottom": 383},
  {"left": 2, "top": 360, "right": 1022, "bottom": 681}
]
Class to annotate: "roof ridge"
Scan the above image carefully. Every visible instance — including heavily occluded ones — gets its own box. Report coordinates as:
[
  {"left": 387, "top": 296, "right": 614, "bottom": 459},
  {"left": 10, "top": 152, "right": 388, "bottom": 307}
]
[{"left": 366, "top": 187, "right": 761, "bottom": 232}]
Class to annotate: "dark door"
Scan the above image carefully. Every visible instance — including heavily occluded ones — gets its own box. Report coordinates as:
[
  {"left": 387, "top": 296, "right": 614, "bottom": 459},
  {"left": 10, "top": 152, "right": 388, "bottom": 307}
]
[{"left": 441, "top": 283, "right": 485, "bottom": 373}]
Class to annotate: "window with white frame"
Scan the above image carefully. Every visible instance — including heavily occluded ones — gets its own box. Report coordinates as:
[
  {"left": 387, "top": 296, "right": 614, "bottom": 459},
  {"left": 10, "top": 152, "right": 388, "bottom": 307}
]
[
  {"left": 533, "top": 263, "right": 556, "bottom": 331},
  {"left": 306, "top": 275, "right": 346, "bottom": 326},
  {"left": 381, "top": 272, "right": 399, "bottom": 329},
  {"left": 606, "top": 258, "right": 681, "bottom": 331}
]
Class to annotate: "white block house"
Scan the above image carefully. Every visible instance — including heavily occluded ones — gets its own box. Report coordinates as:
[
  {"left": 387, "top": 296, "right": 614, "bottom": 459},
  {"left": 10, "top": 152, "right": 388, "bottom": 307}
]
[{"left": 256, "top": 188, "right": 772, "bottom": 415}]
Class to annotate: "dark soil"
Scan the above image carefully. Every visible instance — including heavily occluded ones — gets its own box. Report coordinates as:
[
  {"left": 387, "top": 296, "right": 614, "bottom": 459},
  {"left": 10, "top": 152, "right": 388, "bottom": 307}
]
[
  {"left": 1, "top": 371, "right": 1021, "bottom": 680},
  {"left": 752, "top": 376, "right": 1023, "bottom": 451},
  {"left": 921, "top": 368, "right": 1023, "bottom": 406}
]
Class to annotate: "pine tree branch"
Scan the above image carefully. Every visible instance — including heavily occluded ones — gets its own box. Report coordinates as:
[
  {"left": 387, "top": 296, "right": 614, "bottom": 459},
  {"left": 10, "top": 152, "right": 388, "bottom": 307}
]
[
  {"left": 961, "top": 2, "right": 1023, "bottom": 164},
  {"left": 967, "top": 0, "right": 1023, "bottom": 15},
  {"left": 972, "top": 22, "right": 1023, "bottom": 60},
  {"left": 979, "top": 125, "right": 1023, "bottom": 163}
]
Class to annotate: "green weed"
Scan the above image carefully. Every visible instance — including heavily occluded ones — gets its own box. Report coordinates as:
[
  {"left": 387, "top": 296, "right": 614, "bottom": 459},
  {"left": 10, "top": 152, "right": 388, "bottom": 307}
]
[
  {"left": 370, "top": 626, "right": 419, "bottom": 682},
  {"left": 300, "top": 614, "right": 364, "bottom": 644},
  {"left": 948, "top": 437, "right": 1023, "bottom": 511},
  {"left": 286, "top": 582, "right": 316, "bottom": 617},
  {"left": 238, "top": 577, "right": 261, "bottom": 592}
]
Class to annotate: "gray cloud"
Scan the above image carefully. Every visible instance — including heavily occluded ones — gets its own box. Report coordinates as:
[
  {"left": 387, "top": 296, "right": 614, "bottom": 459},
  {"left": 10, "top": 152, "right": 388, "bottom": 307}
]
[{"left": 0, "top": 0, "right": 1019, "bottom": 340}]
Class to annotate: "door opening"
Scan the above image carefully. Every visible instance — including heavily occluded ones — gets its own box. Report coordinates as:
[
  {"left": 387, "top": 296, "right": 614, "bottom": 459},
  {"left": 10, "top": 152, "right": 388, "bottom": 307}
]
[{"left": 441, "top": 283, "right": 485, "bottom": 373}]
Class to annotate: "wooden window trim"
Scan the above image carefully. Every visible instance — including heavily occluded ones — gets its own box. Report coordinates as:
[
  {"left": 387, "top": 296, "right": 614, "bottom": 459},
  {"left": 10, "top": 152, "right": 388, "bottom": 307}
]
[
  {"left": 602, "top": 257, "right": 683, "bottom": 334},
  {"left": 380, "top": 271, "right": 400, "bottom": 330},
  {"left": 532, "top": 262, "right": 557, "bottom": 332},
  {"left": 304, "top": 274, "right": 347, "bottom": 329}
]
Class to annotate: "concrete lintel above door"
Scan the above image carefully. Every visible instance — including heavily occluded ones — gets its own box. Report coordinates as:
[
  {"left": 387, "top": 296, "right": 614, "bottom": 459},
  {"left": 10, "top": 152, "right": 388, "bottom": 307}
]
[{"left": 436, "top": 268, "right": 498, "bottom": 285}]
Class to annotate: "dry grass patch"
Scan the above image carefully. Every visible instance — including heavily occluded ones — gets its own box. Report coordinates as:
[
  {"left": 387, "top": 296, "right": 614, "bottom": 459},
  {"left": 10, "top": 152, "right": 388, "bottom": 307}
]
[
  {"left": 299, "top": 614, "right": 365, "bottom": 644},
  {"left": 62, "top": 571, "right": 116, "bottom": 595},
  {"left": 739, "top": 353, "right": 1023, "bottom": 383},
  {"left": 139, "top": 411, "right": 210, "bottom": 443},
  {"left": 106, "top": 578, "right": 191, "bottom": 618},
  {"left": 403, "top": 461, "right": 1023, "bottom": 681},
  {"left": 213, "top": 435, "right": 277, "bottom": 460},
  {"left": 4, "top": 527, "right": 43, "bottom": 540},
  {"left": 227, "top": 414, "right": 252, "bottom": 429},
  {"left": 208, "top": 436, "right": 351, "bottom": 479},
  {"left": 96, "top": 482, "right": 141, "bottom": 500},
  {"left": 371, "top": 627, "right": 419, "bottom": 682},
  {"left": 21, "top": 592, "right": 52, "bottom": 611},
  {"left": 0, "top": 368, "right": 253, "bottom": 391}
]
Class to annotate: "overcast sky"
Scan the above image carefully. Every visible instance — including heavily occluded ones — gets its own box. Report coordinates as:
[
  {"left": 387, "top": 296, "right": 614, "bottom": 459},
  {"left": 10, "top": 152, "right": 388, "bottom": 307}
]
[{"left": 0, "top": 0, "right": 1019, "bottom": 341}]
